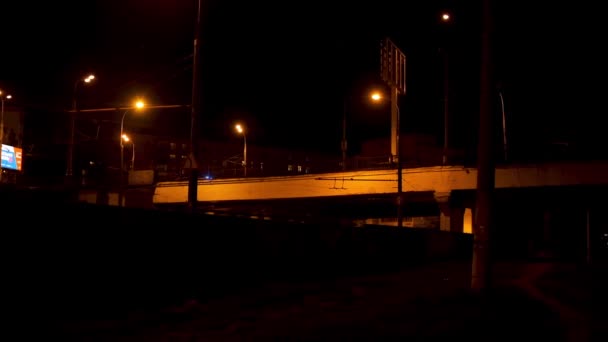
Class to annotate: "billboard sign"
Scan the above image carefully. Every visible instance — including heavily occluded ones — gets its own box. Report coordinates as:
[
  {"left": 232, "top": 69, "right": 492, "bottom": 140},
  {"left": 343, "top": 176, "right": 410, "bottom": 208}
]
[{"left": 1, "top": 144, "right": 23, "bottom": 171}]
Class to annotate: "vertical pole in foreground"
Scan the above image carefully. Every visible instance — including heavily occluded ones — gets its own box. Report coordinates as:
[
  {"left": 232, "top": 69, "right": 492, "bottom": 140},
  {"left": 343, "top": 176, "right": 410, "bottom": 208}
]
[
  {"left": 471, "top": 0, "right": 495, "bottom": 292},
  {"left": 188, "top": 0, "right": 202, "bottom": 212}
]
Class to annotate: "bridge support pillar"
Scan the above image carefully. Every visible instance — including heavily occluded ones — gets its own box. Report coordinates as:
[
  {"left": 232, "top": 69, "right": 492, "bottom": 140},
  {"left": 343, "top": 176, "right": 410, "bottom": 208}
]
[
  {"left": 435, "top": 192, "right": 451, "bottom": 231},
  {"left": 435, "top": 191, "right": 469, "bottom": 233},
  {"left": 451, "top": 206, "right": 465, "bottom": 233}
]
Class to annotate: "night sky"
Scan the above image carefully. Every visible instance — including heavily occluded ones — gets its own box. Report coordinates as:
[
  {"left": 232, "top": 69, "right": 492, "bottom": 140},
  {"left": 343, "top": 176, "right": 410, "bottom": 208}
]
[{"left": 1, "top": 1, "right": 603, "bottom": 157}]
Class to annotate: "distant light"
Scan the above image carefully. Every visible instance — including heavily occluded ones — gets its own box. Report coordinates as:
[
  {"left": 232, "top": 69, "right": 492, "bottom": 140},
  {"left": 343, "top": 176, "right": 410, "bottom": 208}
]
[
  {"left": 370, "top": 92, "right": 382, "bottom": 102},
  {"left": 84, "top": 74, "right": 95, "bottom": 83},
  {"left": 441, "top": 13, "right": 451, "bottom": 22},
  {"left": 205, "top": 175, "right": 212, "bottom": 180},
  {"left": 135, "top": 100, "right": 145, "bottom": 109},
  {"left": 121, "top": 134, "right": 130, "bottom": 142},
  {"left": 6, "top": 95, "right": 11, "bottom": 99}
]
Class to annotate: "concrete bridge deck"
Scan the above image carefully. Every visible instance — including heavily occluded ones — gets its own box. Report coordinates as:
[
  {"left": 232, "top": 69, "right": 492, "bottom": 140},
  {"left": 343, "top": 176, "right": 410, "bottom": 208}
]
[{"left": 153, "top": 162, "right": 608, "bottom": 205}]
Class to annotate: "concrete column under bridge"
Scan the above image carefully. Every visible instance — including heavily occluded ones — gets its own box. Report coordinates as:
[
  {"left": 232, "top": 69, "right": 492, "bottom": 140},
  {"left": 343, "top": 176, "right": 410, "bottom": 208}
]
[{"left": 435, "top": 191, "right": 473, "bottom": 234}]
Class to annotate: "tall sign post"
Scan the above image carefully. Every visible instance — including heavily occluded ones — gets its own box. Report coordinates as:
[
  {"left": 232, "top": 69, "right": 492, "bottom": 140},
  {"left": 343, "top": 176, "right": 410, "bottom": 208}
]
[{"left": 380, "top": 37, "right": 406, "bottom": 228}]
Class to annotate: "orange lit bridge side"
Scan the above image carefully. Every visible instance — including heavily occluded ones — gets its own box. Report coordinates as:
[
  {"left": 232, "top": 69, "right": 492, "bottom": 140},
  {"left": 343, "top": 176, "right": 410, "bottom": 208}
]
[{"left": 153, "top": 162, "right": 608, "bottom": 205}]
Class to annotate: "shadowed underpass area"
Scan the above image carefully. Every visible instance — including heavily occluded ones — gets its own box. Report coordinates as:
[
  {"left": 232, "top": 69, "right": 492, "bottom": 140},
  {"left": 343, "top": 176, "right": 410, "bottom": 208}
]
[{"left": 2, "top": 187, "right": 605, "bottom": 341}]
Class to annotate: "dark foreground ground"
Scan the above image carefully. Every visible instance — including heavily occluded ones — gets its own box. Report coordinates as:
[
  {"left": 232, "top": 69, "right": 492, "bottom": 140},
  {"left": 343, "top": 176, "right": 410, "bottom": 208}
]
[
  {"left": 2, "top": 188, "right": 605, "bottom": 341},
  {"left": 25, "top": 261, "right": 604, "bottom": 342}
]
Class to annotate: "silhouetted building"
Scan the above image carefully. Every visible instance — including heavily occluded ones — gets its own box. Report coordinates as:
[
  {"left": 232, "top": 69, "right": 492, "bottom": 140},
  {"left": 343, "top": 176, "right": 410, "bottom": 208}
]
[{"left": 153, "top": 138, "right": 340, "bottom": 181}]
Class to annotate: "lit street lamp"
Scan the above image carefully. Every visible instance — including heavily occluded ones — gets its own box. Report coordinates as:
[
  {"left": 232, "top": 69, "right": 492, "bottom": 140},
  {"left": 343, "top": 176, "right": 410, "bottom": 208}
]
[
  {"left": 369, "top": 88, "right": 403, "bottom": 228},
  {"left": 121, "top": 134, "right": 135, "bottom": 171},
  {"left": 67, "top": 73, "right": 95, "bottom": 179},
  {"left": 370, "top": 92, "right": 382, "bottom": 102},
  {"left": 119, "top": 99, "right": 145, "bottom": 207},
  {"left": 341, "top": 91, "right": 383, "bottom": 171},
  {"left": 0, "top": 91, "right": 13, "bottom": 182},
  {"left": 235, "top": 123, "right": 247, "bottom": 177}
]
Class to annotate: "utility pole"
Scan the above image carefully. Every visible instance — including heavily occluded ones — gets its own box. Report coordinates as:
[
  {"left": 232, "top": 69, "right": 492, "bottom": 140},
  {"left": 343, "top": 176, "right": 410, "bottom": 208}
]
[
  {"left": 472, "top": 0, "right": 495, "bottom": 292},
  {"left": 187, "top": 0, "right": 203, "bottom": 212}
]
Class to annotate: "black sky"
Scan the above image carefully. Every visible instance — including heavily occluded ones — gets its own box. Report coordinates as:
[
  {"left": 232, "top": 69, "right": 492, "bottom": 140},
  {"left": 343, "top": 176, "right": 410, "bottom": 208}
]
[{"left": 1, "top": 1, "right": 604, "bottom": 157}]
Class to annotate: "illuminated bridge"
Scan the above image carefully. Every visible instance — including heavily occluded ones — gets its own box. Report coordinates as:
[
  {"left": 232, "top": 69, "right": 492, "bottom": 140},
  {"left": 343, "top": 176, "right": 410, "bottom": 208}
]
[{"left": 153, "top": 161, "right": 608, "bottom": 238}]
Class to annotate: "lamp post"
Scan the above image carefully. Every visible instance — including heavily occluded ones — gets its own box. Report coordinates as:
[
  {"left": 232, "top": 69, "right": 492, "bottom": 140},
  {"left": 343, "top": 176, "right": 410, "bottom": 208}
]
[
  {"left": 118, "top": 100, "right": 144, "bottom": 207},
  {"left": 440, "top": 11, "right": 452, "bottom": 166},
  {"left": 341, "top": 97, "right": 347, "bottom": 171},
  {"left": 121, "top": 134, "right": 135, "bottom": 171},
  {"left": 369, "top": 90, "right": 403, "bottom": 227},
  {"left": 0, "top": 91, "right": 12, "bottom": 183},
  {"left": 235, "top": 123, "right": 247, "bottom": 177},
  {"left": 67, "top": 74, "right": 95, "bottom": 180},
  {"left": 342, "top": 92, "right": 383, "bottom": 171},
  {"left": 442, "top": 47, "right": 449, "bottom": 165},
  {"left": 498, "top": 90, "right": 508, "bottom": 162}
]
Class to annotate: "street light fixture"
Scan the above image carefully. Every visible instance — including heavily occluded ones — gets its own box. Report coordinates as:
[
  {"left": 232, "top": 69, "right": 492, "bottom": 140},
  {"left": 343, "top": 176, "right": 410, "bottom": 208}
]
[
  {"left": 122, "top": 134, "right": 135, "bottom": 171},
  {"left": 67, "top": 73, "right": 96, "bottom": 179},
  {"left": 370, "top": 92, "right": 383, "bottom": 102},
  {"left": 118, "top": 99, "right": 145, "bottom": 207},
  {"left": 235, "top": 123, "right": 247, "bottom": 177},
  {"left": 341, "top": 91, "right": 384, "bottom": 171},
  {"left": 0, "top": 91, "right": 13, "bottom": 183}
]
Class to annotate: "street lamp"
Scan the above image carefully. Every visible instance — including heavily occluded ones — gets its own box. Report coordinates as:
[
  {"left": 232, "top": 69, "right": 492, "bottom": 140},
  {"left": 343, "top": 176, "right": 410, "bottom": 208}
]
[
  {"left": 369, "top": 90, "right": 403, "bottom": 227},
  {"left": 118, "top": 99, "right": 145, "bottom": 207},
  {"left": 341, "top": 91, "right": 383, "bottom": 171},
  {"left": 370, "top": 92, "right": 382, "bottom": 102},
  {"left": 235, "top": 123, "right": 247, "bottom": 177},
  {"left": 440, "top": 11, "right": 452, "bottom": 166},
  {"left": 67, "top": 73, "right": 95, "bottom": 179},
  {"left": 122, "top": 134, "right": 135, "bottom": 171},
  {"left": 0, "top": 91, "right": 13, "bottom": 182}
]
